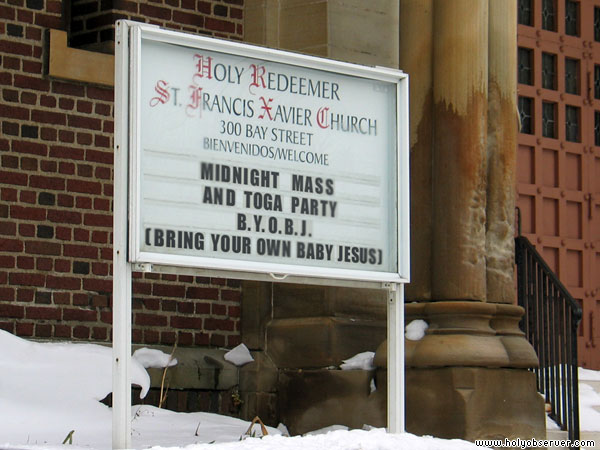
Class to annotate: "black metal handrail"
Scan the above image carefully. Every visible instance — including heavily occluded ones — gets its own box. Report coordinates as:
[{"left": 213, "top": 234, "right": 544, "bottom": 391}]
[{"left": 515, "top": 236, "right": 583, "bottom": 444}]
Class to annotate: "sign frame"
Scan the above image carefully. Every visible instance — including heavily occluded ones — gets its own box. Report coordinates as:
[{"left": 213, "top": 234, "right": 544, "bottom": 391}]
[
  {"left": 126, "top": 22, "right": 409, "bottom": 285},
  {"left": 114, "top": 20, "right": 408, "bottom": 450}
]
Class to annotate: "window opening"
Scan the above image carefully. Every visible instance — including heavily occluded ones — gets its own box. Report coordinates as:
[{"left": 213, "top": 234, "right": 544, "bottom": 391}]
[
  {"left": 519, "top": 96, "right": 534, "bottom": 134},
  {"left": 542, "top": 52, "right": 557, "bottom": 90},
  {"left": 565, "top": 58, "right": 579, "bottom": 95},
  {"left": 565, "top": 105, "right": 580, "bottom": 142},
  {"left": 519, "top": 47, "right": 534, "bottom": 85},
  {"left": 595, "top": 111, "right": 600, "bottom": 146},
  {"left": 594, "top": 111, "right": 600, "bottom": 146},
  {"left": 519, "top": 0, "right": 533, "bottom": 26},
  {"left": 542, "top": 0, "right": 557, "bottom": 31},
  {"left": 595, "top": 65, "right": 600, "bottom": 99},
  {"left": 565, "top": 0, "right": 579, "bottom": 36},
  {"left": 543, "top": 101, "right": 557, "bottom": 138},
  {"left": 595, "top": 7, "right": 600, "bottom": 41}
]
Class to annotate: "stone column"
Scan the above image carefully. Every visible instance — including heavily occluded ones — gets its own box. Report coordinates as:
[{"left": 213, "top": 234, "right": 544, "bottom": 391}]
[
  {"left": 486, "top": 0, "right": 518, "bottom": 304},
  {"left": 432, "top": 0, "right": 489, "bottom": 301},
  {"left": 391, "top": 0, "right": 545, "bottom": 441},
  {"left": 245, "top": 0, "right": 399, "bottom": 67},
  {"left": 399, "top": 0, "right": 434, "bottom": 300}
]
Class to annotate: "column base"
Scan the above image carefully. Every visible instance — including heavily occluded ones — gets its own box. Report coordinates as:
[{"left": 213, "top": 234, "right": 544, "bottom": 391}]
[{"left": 403, "top": 367, "right": 545, "bottom": 440}]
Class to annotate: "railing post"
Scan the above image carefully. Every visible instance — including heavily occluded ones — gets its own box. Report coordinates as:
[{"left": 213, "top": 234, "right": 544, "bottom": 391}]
[{"left": 570, "top": 309, "right": 581, "bottom": 442}]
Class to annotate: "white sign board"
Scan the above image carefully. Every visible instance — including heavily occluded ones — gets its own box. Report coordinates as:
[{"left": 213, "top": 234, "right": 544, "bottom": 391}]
[{"left": 127, "top": 25, "right": 409, "bottom": 284}]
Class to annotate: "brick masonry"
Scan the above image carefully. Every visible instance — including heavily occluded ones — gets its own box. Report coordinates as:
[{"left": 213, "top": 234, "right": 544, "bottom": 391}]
[
  {"left": 130, "top": 387, "right": 240, "bottom": 417},
  {"left": 69, "top": 0, "right": 243, "bottom": 51},
  {"left": 0, "top": 0, "right": 244, "bottom": 347}
]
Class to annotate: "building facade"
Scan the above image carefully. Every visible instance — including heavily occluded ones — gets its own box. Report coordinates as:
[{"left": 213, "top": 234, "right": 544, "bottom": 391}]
[{"left": 0, "top": 0, "right": 561, "bottom": 441}]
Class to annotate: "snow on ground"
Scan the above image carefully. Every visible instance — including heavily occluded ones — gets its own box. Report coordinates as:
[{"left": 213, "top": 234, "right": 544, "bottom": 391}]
[
  {"left": 141, "top": 429, "right": 489, "bottom": 450},
  {"left": 2, "top": 428, "right": 489, "bottom": 450},
  {"left": 1, "top": 329, "right": 599, "bottom": 450},
  {"left": 578, "top": 367, "right": 600, "bottom": 432},
  {"left": 580, "top": 367, "right": 600, "bottom": 381},
  {"left": 579, "top": 381, "right": 600, "bottom": 432},
  {"left": 0, "top": 329, "right": 148, "bottom": 447},
  {"left": 0, "top": 329, "right": 280, "bottom": 449},
  {"left": 544, "top": 367, "right": 600, "bottom": 432}
]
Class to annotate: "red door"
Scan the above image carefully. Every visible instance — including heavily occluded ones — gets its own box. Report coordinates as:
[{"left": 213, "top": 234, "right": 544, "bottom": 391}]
[{"left": 517, "top": 0, "right": 600, "bottom": 368}]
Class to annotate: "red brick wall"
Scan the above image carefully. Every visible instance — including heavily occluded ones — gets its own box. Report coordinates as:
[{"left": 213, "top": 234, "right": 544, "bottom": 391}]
[
  {"left": 0, "top": 0, "right": 243, "bottom": 347},
  {"left": 69, "top": 0, "right": 243, "bottom": 50}
]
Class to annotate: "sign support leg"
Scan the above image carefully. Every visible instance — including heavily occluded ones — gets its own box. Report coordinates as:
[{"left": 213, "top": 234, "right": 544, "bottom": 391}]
[
  {"left": 112, "top": 261, "right": 132, "bottom": 449},
  {"left": 113, "top": 20, "right": 132, "bottom": 450},
  {"left": 387, "top": 283, "right": 405, "bottom": 433}
]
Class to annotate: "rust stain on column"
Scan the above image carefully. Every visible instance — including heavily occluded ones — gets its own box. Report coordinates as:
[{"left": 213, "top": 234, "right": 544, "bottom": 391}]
[
  {"left": 432, "top": 0, "right": 488, "bottom": 301},
  {"left": 486, "top": 0, "right": 517, "bottom": 304},
  {"left": 400, "top": 0, "right": 434, "bottom": 300}
]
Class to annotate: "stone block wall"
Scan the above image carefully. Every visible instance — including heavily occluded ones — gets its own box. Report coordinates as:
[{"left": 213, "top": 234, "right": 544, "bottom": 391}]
[{"left": 0, "top": 0, "right": 244, "bottom": 347}]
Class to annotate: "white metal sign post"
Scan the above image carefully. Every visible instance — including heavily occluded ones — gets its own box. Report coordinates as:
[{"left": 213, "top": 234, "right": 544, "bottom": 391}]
[
  {"left": 113, "top": 21, "right": 133, "bottom": 449},
  {"left": 114, "top": 20, "right": 409, "bottom": 449}
]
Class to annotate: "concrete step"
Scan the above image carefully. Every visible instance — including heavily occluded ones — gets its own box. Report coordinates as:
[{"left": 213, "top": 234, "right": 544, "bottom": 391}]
[{"left": 546, "top": 429, "right": 569, "bottom": 449}]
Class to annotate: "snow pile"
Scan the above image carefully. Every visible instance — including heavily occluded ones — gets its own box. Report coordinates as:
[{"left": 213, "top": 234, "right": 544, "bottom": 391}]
[
  {"left": 0, "top": 329, "right": 149, "bottom": 446},
  {"left": 579, "top": 382, "right": 600, "bottom": 431},
  {"left": 0, "top": 330, "right": 278, "bottom": 449},
  {"left": 405, "top": 320, "right": 428, "bottom": 341},
  {"left": 3, "top": 428, "right": 492, "bottom": 450},
  {"left": 128, "top": 405, "right": 279, "bottom": 448},
  {"left": 148, "top": 428, "right": 489, "bottom": 450},
  {"left": 340, "top": 351, "right": 375, "bottom": 370},
  {"left": 133, "top": 347, "right": 178, "bottom": 369},
  {"left": 224, "top": 343, "right": 254, "bottom": 367}
]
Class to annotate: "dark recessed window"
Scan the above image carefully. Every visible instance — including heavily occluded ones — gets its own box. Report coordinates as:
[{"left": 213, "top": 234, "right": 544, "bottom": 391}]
[
  {"left": 595, "top": 7, "right": 600, "bottom": 41},
  {"left": 519, "top": 97, "right": 534, "bottom": 134},
  {"left": 542, "top": 53, "right": 557, "bottom": 90},
  {"left": 565, "top": 0, "right": 579, "bottom": 36},
  {"left": 566, "top": 105, "right": 580, "bottom": 142},
  {"left": 542, "top": 0, "right": 556, "bottom": 31},
  {"left": 542, "top": 101, "right": 556, "bottom": 138},
  {"left": 518, "top": 48, "right": 533, "bottom": 85},
  {"left": 565, "top": 58, "right": 579, "bottom": 95},
  {"left": 595, "top": 111, "right": 600, "bottom": 146},
  {"left": 519, "top": 0, "right": 532, "bottom": 26},
  {"left": 595, "top": 65, "right": 600, "bottom": 99}
]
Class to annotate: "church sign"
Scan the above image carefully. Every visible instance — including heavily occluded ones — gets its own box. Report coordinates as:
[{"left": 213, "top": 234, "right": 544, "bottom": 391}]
[{"left": 114, "top": 22, "right": 409, "bottom": 448}]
